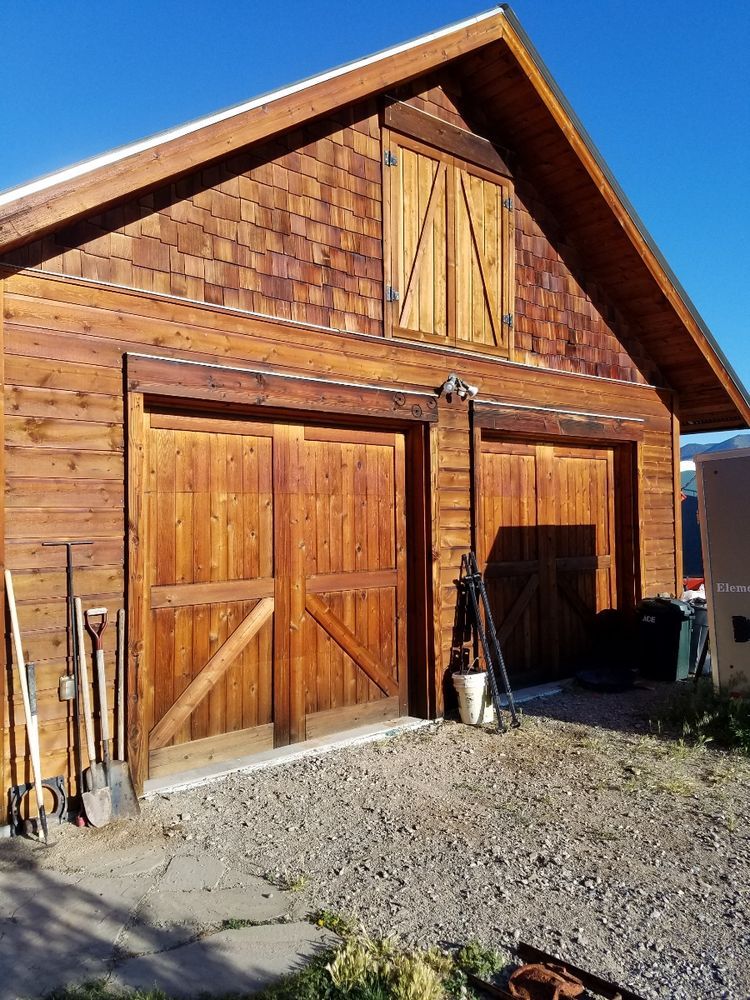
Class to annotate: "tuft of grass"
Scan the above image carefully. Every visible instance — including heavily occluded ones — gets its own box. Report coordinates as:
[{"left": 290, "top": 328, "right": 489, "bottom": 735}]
[
  {"left": 267, "top": 869, "right": 309, "bottom": 893},
  {"left": 222, "top": 917, "right": 256, "bottom": 930},
  {"left": 310, "top": 909, "right": 357, "bottom": 938},
  {"left": 652, "top": 681, "right": 750, "bottom": 756},
  {"left": 654, "top": 775, "right": 696, "bottom": 797},
  {"left": 287, "top": 872, "right": 308, "bottom": 892},
  {"left": 454, "top": 939, "right": 505, "bottom": 980}
]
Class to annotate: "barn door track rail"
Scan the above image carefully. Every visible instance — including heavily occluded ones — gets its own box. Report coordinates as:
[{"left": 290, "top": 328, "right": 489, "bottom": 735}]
[{"left": 126, "top": 353, "right": 439, "bottom": 423}]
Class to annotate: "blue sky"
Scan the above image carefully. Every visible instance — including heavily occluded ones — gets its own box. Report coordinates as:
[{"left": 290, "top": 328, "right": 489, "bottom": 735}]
[{"left": 1, "top": 2, "right": 748, "bottom": 444}]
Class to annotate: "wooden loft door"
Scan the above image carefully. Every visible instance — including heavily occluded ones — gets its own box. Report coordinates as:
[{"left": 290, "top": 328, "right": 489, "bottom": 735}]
[
  {"left": 134, "top": 410, "right": 409, "bottom": 783},
  {"left": 384, "top": 133, "right": 514, "bottom": 357},
  {"left": 478, "top": 437, "right": 618, "bottom": 681}
]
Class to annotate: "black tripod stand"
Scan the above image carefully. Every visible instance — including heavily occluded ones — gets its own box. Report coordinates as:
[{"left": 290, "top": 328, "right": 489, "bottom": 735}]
[{"left": 456, "top": 552, "right": 520, "bottom": 731}]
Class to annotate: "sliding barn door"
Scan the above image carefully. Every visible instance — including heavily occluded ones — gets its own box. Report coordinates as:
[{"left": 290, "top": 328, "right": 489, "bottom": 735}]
[
  {"left": 479, "top": 438, "right": 618, "bottom": 680},
  {"left": 139, "top": 413, "right": 409, "bottom": 781},
  {"left": 144, "top": 414, "right": 275, "bottom": 779},
  {"left": 300, "top": 427, "right": 408, "bottom": 739}
]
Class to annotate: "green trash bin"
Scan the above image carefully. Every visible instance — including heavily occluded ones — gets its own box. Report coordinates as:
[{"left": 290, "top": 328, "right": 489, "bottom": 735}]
[{"left": 636, "top": 598, "right": 694, "bottom": 681}]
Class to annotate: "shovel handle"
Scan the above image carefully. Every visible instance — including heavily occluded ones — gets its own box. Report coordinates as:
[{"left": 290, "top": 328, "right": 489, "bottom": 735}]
[
  {"left": 75, "top": 598, "right": 98, "bottom": 767},
  {"left": 95, "top": 648, "right": 112, "bottom": 787},
  {"left": 85, "top": 607, "right": 108, "bottom": 650}
]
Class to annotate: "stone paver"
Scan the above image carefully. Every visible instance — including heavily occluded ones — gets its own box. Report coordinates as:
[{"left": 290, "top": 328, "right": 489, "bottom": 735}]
[
  {"left": 86, "top": 845, "right": 168, "bottom": 878},
  {"left": 112, "top": 923, "right": 336, "bottom": 998},
  {"left": 160, "top": 854, "right": 226, "bottom": 891}
]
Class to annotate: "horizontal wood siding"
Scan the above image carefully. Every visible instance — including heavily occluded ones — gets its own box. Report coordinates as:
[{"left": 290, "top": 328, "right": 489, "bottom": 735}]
[{"left": 1, "top": 269, "right": 676, "bottom": 793}]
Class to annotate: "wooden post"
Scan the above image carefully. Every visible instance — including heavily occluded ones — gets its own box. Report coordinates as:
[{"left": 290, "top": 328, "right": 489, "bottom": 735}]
[
  {"left": 672, "top": 404, "right": 684, "bottom": 597},
  {"left": 126, "top": 390, "right": 147, "bottom": 793},
  {"left": 429, "top": 421, "right": 442, "bottom": 717},
  {"left": 272, "top": 424, "right": 292, "bottom": 747}
]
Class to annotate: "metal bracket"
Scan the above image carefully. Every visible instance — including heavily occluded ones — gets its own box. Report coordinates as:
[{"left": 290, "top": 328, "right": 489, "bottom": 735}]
[
  {"left": 383, "top": 150, "right": 398, "bottom": 167},
  {"left": 502, "top": 196, "right": 514, "bottom": 210},
  {"left": 9, "top": 775, "right": 67, "bottom": 836},
  {"left": 502, "top": 313, "right": 513, "bottom": 328},
  {"left": 385, "top": 285, "right": 400, "bottom": 302}
]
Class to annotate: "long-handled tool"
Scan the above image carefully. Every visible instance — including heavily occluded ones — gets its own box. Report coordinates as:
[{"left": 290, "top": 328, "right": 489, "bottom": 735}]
[
  {"left": 75, "top": 598, "right": 111, "bottom": 826},
  {"left": 85, "top": 607, "right": 139, "bottom": 819},
  {"left": 460, "top": 552, "right": 520, "bottom": 731},
  {"left": 117, "top": 609, "right": 126, "bottom": 761},
  {"left": 42, "top": 540, "right": 93, "bottom": 810},
  {"left": 5, "top": 570, "right": 49, "bottom": 843},
  {"left": 112, "top": 608, "right": 139, "bottom": 817},
  {"left": 85, "top": 607, "right": 112, "bottom": 785}
]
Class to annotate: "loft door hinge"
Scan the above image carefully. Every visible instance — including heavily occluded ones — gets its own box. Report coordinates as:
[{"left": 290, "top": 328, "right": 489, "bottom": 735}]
[
  {"left": 386, "top": 285, "right": 400, "bottom": 302},
  {"left": 503, "top": 196, "right": 513, "bottom": 210},
  {"left": 502, "top": 313, "right": 513, "bottom": 328},
  {"left": 384, "top": 150, "right": 399, "bottom": 167}
]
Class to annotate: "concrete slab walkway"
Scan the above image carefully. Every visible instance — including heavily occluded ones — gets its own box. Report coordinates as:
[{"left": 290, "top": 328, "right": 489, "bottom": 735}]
[{"left": 0, "top": 835, "right": 335, "bottom": 1000}]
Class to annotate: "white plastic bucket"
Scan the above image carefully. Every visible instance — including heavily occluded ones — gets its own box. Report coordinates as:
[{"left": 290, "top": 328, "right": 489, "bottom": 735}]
[{"left": 452, "top": 671, "right": 493, "bottom": 725}]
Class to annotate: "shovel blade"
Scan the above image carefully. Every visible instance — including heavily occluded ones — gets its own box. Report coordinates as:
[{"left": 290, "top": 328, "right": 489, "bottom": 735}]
[
  {"left": 109, "top": 762, "right": 141, "bottom": 819},
  {"left": 82, "top": 787, "right": 112, "bottom": 827},
  {"left": 83, "top": 762, "right": 108, "bottom": 793}
]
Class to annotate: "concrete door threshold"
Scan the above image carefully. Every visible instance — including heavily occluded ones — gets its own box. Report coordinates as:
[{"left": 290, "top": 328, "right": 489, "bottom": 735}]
[
  {"left": 143, "top": 716, "right": 431, "bottom": 797},
  {"left": 499, "top": 678, "right": 572, "bottom": 707}
]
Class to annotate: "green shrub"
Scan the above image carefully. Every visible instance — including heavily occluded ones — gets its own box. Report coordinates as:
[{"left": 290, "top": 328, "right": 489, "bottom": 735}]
[
  {"left": 455, "top": 939, "right": 505, "bottom": 979},
  {"left": 655, "top": 680, "right": 750, "bottom": 755}
]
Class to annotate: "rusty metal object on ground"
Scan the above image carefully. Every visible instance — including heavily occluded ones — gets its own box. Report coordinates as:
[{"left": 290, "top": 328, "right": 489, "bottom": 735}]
[
  {"left": 517, "top": 943, "right": 646, "bottom": 1000},
  {"left": 508, "top": 962, "right": 584, "bottom": 1000}
]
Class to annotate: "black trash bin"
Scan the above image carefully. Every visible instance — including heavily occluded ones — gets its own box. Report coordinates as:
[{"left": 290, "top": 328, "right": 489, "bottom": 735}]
[{"left": 636, "top": 598, "right": 694, "bottom": 681}]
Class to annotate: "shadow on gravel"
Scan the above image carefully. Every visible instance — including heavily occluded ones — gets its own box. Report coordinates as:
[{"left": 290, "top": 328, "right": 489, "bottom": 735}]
[{"left": 519, "top": 682, "right": 682, "bottom": 741}]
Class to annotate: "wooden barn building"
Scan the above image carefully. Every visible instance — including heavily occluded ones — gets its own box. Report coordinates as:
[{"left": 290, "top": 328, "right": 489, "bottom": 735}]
[{"left": 1, "top": 7, "right": 748, "bottom": 800}]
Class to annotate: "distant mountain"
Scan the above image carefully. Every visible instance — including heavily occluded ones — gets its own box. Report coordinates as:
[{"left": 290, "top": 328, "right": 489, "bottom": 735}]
[{"left": 681, "top": 433, "right": 750, "bottom": 461}]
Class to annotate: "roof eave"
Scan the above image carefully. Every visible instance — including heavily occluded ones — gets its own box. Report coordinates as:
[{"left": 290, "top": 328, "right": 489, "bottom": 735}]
[{"left": 499, "top": 4, "right": 750, "bottom": 429}]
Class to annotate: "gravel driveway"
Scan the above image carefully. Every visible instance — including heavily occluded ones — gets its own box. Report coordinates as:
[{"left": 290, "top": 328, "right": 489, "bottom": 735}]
[{"left": 31, "top": 685, "right": 750, "bottom": 999}]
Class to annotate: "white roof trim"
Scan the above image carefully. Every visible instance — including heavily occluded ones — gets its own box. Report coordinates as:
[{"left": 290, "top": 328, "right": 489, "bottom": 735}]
[{"left": 0, "top": 7, "right": 502, "bottom": 209}]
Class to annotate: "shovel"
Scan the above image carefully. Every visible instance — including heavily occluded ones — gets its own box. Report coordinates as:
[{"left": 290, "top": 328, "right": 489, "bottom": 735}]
[
  {"left": 86, "top": 607, "right": 139, "bottom": 820},
  {"left": 76, "top": 599, "right": 111, "bottom": 827}
]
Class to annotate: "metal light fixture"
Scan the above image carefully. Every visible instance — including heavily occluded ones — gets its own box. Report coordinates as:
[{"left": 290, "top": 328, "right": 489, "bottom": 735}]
[{"left": 440, "top": 372, "right": 479, "bottom": 400}]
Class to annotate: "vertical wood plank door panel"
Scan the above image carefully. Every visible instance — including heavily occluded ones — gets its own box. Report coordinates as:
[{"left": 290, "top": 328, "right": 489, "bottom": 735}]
[
  {"left": 389, "top": 142, "right": 449, "bottom": 343},
  {"left": 301, "top": 427, "right": 408, "bottom": 738},
  {"left": 144, "top": 415, "right": 275, "bottom": 778},
  {"left": 479, "top": 437, "right": 618, "bottom": 681}
]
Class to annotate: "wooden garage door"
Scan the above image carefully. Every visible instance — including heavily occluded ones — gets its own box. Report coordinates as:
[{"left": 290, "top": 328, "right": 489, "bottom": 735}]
[
  {"left": 479, "top": 438, "right": 617, "bottom": 680},
  {"left": 301, "top": 427, "right": 408, "bottom": 739},
  {"left": 141, "top": 414, "right": 407, "bottom": 779}
]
